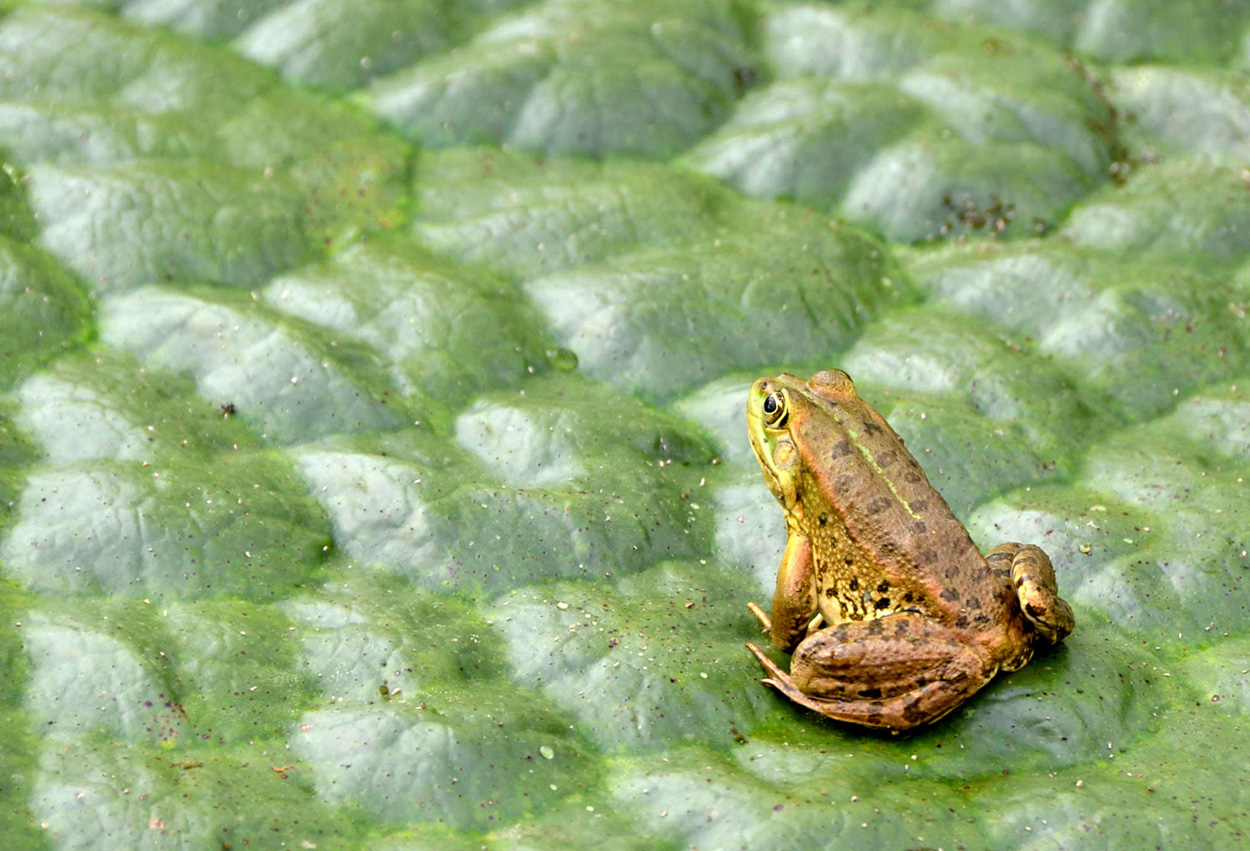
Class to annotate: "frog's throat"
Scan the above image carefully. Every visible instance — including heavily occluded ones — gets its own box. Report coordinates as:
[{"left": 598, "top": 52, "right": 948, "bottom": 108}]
[
  {"left": 750, "top": 433, "right": 798, "bottom": 511},
  {"left": 747, "top": 395, "right": 800, "bottom": 510}
]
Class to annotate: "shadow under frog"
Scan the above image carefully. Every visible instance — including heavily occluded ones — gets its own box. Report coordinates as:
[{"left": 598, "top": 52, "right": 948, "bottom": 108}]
[{"left": 744, "top": 369, "right": 1074, "bottom": 732}]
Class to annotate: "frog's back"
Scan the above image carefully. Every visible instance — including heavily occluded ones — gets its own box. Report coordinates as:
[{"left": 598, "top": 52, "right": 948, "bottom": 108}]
[{"left": 797, "top": 389, "right": 1012, "bottom": 631}]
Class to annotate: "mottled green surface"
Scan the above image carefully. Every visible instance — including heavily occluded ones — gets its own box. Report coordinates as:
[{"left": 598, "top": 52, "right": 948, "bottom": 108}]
[{"left": 0, "top": 0, "right": 1248, "bottom": 848}]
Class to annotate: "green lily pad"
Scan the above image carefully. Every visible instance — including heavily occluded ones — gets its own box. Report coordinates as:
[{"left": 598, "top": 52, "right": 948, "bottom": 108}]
[
  {"left": 413, "top": 148, "right": 732, "bottom": 279},
  {"left": 292, "top": 682, "right": 595, "bottom": 830},
  {"left": 843, "top": 134, "right": 1095, "bottom": 242},
  {"left": 671, "top": 374, "right": 757, "bottom": 467},
  {"left": 932, "top": 0, "right": 1089, "bottom": 46},
  {"left": 488, "top": 562, "right": 774, "bottom": 752},
  {"left": 896, "top": 47, "right": 1111, "bottom": 177},
  {"left": 488, "top": 798, "right": 670, "bottom": 850},
  {"left": 234, "top": 0, "right": 457, "bottom": 91},
  {"left": 1, "top": 454, "right": 331, "bottom": 601},
  {"left": 364, "top": 0, "right": 757, "bottom": 158},
  {"left": 263, "top": 239, "right": 552, "bottom": 402},
  {"left": 907, "top": 240, "right": 1250, "bottom": 420},
  {"left": 684, "top": 80, "right": 928, "bottom": 206},
  {"left": 761, "top": 4, "right": 948, "bottom": 81},
  {"left": 22, "top": 612, "right": 184, "bottom": 743},
  {"left": 0, "top": 238, "right": 90, "bottom": 391},
  {"left": 15, "top": 350, "right": 255, "bottom": 463},
  {"left": 938, "top": 0, "right": 1250, "bottom": 65},
  {"left": 970, "top": 428, "right": 1250, "bottom": 641},
  {"left": 99, "top": 287, "right": 403, "bottom": 443},
  {"left": 0, "top": 7, "right": 270, "bottom": 112},
  {"left": 978, "top": 710, "right": 1250, "bottom": 847},
  {"left": 1146, "top": 381, "right": 1250, "bottom": 463},
  {"left": 745, "top": 6, "right": 1109, "bottom": 241},
  {"left": 525, "top": 207, "right": 909, "bottom": 401},
  {"left": 841, "top": 309, "right": 1092, "bottom": 435},
  {"left": 0, "top": 399, "right": 37, "bottom": 525},
  {"left": 29, "top": 162, "right": 315, "bottom": 293},
  {"left": 2, "top": 0, "right": 1250, "bottom": 844},
  {"left": 1062, "top": 161, "right": 1250, "bottom": 269},
  {"left": 31, "top": 739, "right": 365, "bottom": 849},
  {"left": 0, "top": 92, "right": 408, "bottom": 249},
  {"left": 283, "top": 573, "right": 506, "bottom": 703},
  {"left": 611, "top": 748, "right": 983, "bottom": 848},
  {"left": 1071, "top": 0, "right": 1250, "bottom": 64},
  {"left": 293, "top": 378, "right": 711, "bottom": 592},
  {"left": 711, "top": 471, "right": 788, "bottom": 594},
  {"left": 0, "top": 101, "right": 217, "bottom": 168},
  {"left": 1109, "top": 66, "right": 1250, "bottom": 163},
  {"left": 157, "top": 600, "right": 319, "bottom": 743},
  {"left": 1180, "top": 637, "right": 1250, "bottom": 713},
  {"left": 122, "top": 0, "right": 289, "bottom": 39}
]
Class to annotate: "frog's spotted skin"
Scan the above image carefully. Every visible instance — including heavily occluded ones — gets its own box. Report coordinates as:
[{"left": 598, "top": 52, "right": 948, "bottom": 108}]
[{"left": 745, "top": 369, "right": 1074, "bottom": 731}]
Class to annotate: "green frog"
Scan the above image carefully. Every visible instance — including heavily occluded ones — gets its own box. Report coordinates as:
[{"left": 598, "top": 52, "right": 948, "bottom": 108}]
[{"left": 745, "top": 369, "right": 1073, "bottom": 731}]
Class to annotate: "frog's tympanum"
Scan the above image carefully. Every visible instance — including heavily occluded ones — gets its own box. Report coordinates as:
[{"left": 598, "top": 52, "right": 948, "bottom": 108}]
[{"left": 745, "top": 369, "right": 1074, "bottom": 731}]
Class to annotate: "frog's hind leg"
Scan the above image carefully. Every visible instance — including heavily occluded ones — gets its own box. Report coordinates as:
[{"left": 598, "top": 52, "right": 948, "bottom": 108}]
[
  {"left": 986, "top": 542, "right": 1075, "bottom": 645},
  {"left": 747, "top": 614, "right": 995, "bottom": 732}
]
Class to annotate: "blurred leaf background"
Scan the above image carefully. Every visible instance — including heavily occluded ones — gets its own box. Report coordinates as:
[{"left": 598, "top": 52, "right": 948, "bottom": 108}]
[{"left": 0, "top": 0, "right": 1248, "bottom": 847}]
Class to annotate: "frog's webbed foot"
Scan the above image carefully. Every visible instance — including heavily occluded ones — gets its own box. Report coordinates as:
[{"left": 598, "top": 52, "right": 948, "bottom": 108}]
[
  {"left": 987, "top": 542, "right": 1075, "bottom": 645},
  {"left": 747, "top": 614, "right": 996, "bottom": 732}
]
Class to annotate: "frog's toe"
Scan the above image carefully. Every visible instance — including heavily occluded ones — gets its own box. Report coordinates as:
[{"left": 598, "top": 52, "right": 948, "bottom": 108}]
[
  {"left": 1009, "top": 544, "right": 1075, "bottom": 644},
  {"left": 746, "top": 642, "right": 789, "bottom": 682},
  {"left": 746, "top": 601, "right": 772, "bottom": 632}
]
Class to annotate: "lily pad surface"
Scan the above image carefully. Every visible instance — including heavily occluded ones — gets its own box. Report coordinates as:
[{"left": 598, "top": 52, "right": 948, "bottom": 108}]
[{"left": 0, "top": 0, "right": 1248, "bottom": 847}]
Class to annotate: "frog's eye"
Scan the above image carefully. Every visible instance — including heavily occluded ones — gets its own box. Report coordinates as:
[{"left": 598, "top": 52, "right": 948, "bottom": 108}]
[{"left": 762, "top": 392, "right": 787, "bottom": 427}]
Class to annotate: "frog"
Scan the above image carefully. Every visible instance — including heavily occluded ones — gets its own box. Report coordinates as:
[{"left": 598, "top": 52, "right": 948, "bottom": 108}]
[{"left": 744, "top": 369, "right": 1074, "bottom": 731}]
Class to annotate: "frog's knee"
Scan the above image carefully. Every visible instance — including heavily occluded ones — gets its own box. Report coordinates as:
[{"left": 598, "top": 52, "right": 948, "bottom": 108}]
[
  {"left": 986, "top": 542, "right": 1021, "bottom": 562},
  {"left": 1011, "top": 544, "right": 1058, "bottom": 591},
  {"left": 1010, "top": 546, "right": 1074, "bottom": 644},
  {"left": 985, "top": 542, "right": 1020, "bottom": 582}
]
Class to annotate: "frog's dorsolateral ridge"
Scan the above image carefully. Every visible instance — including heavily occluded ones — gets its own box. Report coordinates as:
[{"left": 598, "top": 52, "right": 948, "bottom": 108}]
[{"left": 745, "top": 369, "right": 1074, "bottom": 731}]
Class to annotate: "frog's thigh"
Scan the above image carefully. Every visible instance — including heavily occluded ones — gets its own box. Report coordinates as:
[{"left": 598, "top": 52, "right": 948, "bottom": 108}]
[
  {"left": 991, "top": 542, "right": 1075, "bottom": 645},
  {"left": 784, "top": 614, "right": 994, "bottom": 730}
]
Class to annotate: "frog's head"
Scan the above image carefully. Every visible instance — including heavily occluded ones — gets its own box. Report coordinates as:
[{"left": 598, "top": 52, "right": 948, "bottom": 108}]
[{"left": 746, "top": 369, "right": 860, "bottom": 517}]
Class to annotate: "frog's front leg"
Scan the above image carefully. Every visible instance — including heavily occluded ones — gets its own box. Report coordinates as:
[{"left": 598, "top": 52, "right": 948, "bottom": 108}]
[
  {"left": 746, "top": 613, "right": 997, "bottom": 731},
  {"left": 747, "top": 532, "right": 815, "bottom": 653}
]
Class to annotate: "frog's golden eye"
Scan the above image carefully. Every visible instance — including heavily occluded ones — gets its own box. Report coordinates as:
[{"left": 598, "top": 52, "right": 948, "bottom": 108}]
[{"left": 762, "top": 392, "right": 787, "bottom": 427}]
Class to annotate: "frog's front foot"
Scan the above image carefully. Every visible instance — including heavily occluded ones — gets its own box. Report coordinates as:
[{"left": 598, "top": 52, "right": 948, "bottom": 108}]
[{"left": 746, "top": 613, "right": 996, "bottom": 732}]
